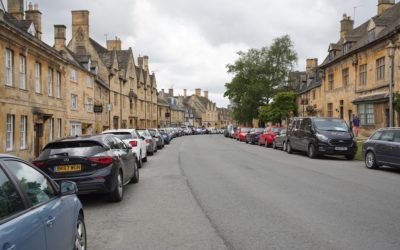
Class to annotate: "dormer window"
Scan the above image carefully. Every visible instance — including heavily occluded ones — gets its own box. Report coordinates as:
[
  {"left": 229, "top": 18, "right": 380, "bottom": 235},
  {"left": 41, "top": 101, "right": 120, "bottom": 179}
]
[
  {"left": 27, "top": 23, "right": 36, "bottom": 36},
  {"left": 343, "top": 43, "right": 351, "bottom": 54},
  {"left": 368, "top": 29, "right": 376, "bottom": 42}
]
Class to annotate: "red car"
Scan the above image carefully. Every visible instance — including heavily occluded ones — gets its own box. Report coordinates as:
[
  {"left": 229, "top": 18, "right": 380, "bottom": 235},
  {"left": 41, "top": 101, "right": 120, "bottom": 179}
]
[
  {"left": 238, "top": 128, "right": 252, "bottom": 141},
  {"left": 233, "top": 127, "right": 241, "bottom": 140},
  {"left": 259, "top": 127, "right": 283, "bottom": 146}
]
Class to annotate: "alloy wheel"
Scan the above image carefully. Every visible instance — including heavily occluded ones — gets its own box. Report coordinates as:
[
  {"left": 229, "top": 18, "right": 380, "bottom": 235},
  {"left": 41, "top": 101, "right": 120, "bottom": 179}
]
[
  {"left": 365, "top": 151, "right": 377, "bottom": 169},
  {"left": 75, "top": 217, "right": 86, "bottom": 250}
]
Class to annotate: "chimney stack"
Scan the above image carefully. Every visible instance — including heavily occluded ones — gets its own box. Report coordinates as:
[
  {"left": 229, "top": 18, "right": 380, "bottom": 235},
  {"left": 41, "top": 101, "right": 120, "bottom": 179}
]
[
  {"left": 204, "top": 91, "right": 209, "bottom": 99},
  {"left": 378, "top": 0, "right": 395, "bottom": 15},
  {"left": 107, "top": 37, "right": 122, "bottom": 50},
  {"left": 195, "top": 88, "right": 201, "bottom": 97},
  {"left": 169, "top": 88, "right": 174, "bottom": 96},
  {"left": 143, "top": 56, "right": 149, "bottom": 71},
  {"left": 54, "top": 25, "right": 67, "bottom": 50},
  {"left": 306, "top": 58, "right": 318, "bottom": 76},
  {"left": 184, "top": 89, "right": 187, "bottom": 97},
  {"left": 72, "top": 10, "right": 90, "bottom": 40},
  {"left": 340, "top": 14, "right": 354, "bottom": 40},
  {"left": 25, "top": 3, "right": 42, "bottom": 39},
  {"left": 7, "top": 0, "right": 24, "bottom": 20}
]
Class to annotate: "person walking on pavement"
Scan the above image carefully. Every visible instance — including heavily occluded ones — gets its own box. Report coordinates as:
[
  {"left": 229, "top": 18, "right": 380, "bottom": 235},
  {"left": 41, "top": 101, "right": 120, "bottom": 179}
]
[{"left": 352, "top": 114, "right": 360, "bottom": 137}]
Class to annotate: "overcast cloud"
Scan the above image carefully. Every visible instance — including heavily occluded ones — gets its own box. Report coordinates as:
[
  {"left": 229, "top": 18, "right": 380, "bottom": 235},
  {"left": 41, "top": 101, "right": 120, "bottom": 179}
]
[{"left": 5, "top": 0, "right": 379, "bottom": 107}]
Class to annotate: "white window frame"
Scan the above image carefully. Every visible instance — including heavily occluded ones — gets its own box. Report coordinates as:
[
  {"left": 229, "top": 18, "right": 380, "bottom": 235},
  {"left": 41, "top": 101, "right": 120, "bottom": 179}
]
[
  {"left": 20, "top": 115, "right": 27, "bottom": 149},
  {"left": 71, "top": 94, "right": 78, "bottom": 110},
  {"left": 87, "top": 97, "right": 93, "bottom": 112},
  {"left": 48, "top": 68, "right": 53, "bottom": 97},
  {"left": 35, "top": 62, "right": 41, "bottom": 93},
  {"left": 19, "top": 55, "right": 26, "bottom": 89},
  {"left": 70, "top": 122, "right": 82, "bottom": 136},
  {"left": 6, "top": 49, "right": 13, "bottom": 86},
  {"left": 86, "top": 76, "right": 93, "bottom": 88},
  {"left": 70, "top": 69, "right": 77, "bottom": 82},
  {"left": 57, "top": 118, "right": 62, "bottom": 139},
  {"left": 55, "top": 71, "right": 61, "bottom": 98},
  {"left": 49, "top": 118, "right": 54, "bottom": 142},
  {"left": 358, "top": 103, "right": 375, "bottom": 125},
  {"left": 6, "top": 114, "right": 14, "bottom": 151}
]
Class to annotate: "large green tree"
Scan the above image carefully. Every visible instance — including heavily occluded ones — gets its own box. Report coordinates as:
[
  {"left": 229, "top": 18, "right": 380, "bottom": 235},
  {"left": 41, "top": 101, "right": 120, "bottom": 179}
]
[
  {"left": 258, "top": 91, "right": 298, "bottom": 124},
  {"left": 224, "top": 35, "right": 297, "bottom": 124}
]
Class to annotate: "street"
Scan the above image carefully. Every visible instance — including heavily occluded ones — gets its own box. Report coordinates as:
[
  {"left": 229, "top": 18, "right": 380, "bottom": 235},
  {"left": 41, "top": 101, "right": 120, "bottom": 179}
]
[{"left": 82, "top": 135, "right": 400, "bottom": 250}]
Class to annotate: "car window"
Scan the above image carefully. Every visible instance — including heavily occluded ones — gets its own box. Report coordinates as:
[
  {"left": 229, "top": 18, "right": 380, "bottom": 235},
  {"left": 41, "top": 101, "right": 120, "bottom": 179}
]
[
  {"left": 0, "top": 167, "right": 25, "bottom": 220},
  {"left": 370, "top": 131, "right": 383, "bottom": 140},
  {"left": 104, "top": 132, "right": 137, "bottom": 140},
  {"left": 281, "top": 129, "right": 287, "bottom": 135},
  {"left": 380, "top": 131, "right": 395, "bottom": 142},
  {"left": 109, "top": 136, "right": 122, "bottom": 149},
  {"left": 300, "top": 119, "right": 311, "bottom": 131},
  {"left": 294, "top": 119, "right": 301, "bottom": 129},
  {"left": 394, "top": 132, "right": 400, "bottom": 143},
  {"left": 115, "top": 137, "right": 127, "bottom": 149},
  {"left": 39, "top": 141, "right": 105, "bottom": 159},
  {"left": 6, "top": 161, "right": 56, "bottom": 206}
]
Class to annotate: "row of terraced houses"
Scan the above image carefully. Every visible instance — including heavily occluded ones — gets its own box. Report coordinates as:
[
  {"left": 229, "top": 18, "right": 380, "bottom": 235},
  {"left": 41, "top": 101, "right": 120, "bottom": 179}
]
[
  {"left": 0, "top": 0, "right": 233, "bottom": 160},
  {"left": 293, "top": 0, "right": 400, "bottom": 137}
]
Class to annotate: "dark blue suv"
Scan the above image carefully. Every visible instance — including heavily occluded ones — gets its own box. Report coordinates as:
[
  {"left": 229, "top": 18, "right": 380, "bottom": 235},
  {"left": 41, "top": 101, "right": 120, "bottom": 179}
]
[{"left": 362, "top": 128, "right": 400, "bottom": 169}]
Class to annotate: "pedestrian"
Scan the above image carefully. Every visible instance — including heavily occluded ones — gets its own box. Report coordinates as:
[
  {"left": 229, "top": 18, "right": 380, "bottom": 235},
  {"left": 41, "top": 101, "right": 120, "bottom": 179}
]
[{"left": 352, "top": 114, "right": 360, "bottom": 137}]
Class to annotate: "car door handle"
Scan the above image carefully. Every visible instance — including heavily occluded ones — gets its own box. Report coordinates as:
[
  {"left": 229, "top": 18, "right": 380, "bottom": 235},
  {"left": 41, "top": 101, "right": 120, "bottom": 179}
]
[
  {"left": 3, "top": 243, "right": 16, "bottom": 250},
  {"left": 46, "top": 216, "right": 56, "bottom": 228}
]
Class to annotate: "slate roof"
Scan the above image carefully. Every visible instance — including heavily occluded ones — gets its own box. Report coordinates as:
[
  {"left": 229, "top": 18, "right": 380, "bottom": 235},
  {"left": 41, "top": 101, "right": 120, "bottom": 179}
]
[
  {"left": 352, "top": 93, "right": 389, "bottom": 104},
  {"left": 296, "top": 68, "right": 323, "bottom": 95},
  {"left": 321, "top": 3, "right": 400, "bottom": 68},
  {"left": 157, "top": 96, "right": 170, "bottom": 107}
]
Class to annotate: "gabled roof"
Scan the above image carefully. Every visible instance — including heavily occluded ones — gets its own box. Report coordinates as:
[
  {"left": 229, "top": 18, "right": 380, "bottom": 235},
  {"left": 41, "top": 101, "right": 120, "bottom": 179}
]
[{"left": 321, "top": 3, "right": 400, "bottom": 68}]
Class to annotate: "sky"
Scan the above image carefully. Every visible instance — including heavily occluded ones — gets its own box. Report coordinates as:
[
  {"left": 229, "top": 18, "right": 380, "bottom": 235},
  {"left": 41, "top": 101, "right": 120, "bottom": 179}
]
[{"left": 4, "top": 0, "right": 380, "bottom": 107}]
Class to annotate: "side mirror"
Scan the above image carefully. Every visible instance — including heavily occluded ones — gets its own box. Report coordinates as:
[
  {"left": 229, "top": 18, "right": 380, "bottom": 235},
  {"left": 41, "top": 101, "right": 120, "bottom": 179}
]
[
  {"left": 140, "top": 136, "right": 145, "bottom": 140},
  {"left": 60, "top": 181, "right": 78, "bottom": 196}
]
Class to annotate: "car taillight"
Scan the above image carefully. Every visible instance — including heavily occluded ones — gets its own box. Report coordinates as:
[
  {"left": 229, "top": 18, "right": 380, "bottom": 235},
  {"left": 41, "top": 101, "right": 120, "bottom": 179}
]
[
  {"left": 145, "top": 139, "right": 151, "bottom": 143},
  {"left": 32, "top": 160, "right": 45, "bottom": 167},
  {"left": 129, "top": 141, "right": 138, "bottom": 147},
  {"left": 88, "top": 157, "right": 113, "bottom": 165}
]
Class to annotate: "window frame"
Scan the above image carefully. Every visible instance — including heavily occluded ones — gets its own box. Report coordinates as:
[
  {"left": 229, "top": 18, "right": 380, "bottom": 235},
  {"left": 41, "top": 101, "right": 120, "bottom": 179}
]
[
  {"left": 35, "top": 62, "right": 41, "bottom": 94},
  {"left": 87, "top": 97, "right": 93, "bottom": 112},
  {"left": 359, "top": 64, "right": 367, "bottom": 85},
  {"left": 57, "top": 118, "right": 62, "bottom": 139},
  {"left": 19, "top": 55, "right": 26, "bottom": 90},
  {"left": 70, "top": 68, "right": 77, "bottom": 82},
  {"left": 358, "top": 103, "right": 375, "bottom": 125},
  {"left": 327, "top": 103, "right": 333, "bottom": 117},
  {"left": 6, "top": 114, "right": 14, "bottom": 151},
  {"left": 71, "top": 94, "right": 78, "bottom": 110},
  {"left": 342, "top": 68, "right": 349, "bottom": 87},
  {"left": 5, "top": 48, "right": 13, "bottom": 86},
  {"left": 376, "top": 57, "right": 385, "bottom": 81},
  {"left": 328, "top": 74, "right": 334, "bottom": 90},
  {"left": 49, "top": 118, "right": 54, "bottom": 142},
  {"left": 55, "top": 71, "right": 61, "bottom": 98},
  {"left": 20, "top": 116, "right": 27, "bottom": 150},
  {"left": 48, "top": 68, "right": 53, "bottom": 97}
]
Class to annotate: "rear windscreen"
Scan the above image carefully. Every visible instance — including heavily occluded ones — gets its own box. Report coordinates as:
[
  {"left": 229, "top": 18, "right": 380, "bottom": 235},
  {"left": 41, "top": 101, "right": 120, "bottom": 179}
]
[
  {"left": 38, "top": 141, "right": 105, "bottom": 159},
  {"left": 104, "top": 132, "right": 137, "bottom": 140},
  {"left": 148, "top": 130, "right": 157, "bottom": 136}
]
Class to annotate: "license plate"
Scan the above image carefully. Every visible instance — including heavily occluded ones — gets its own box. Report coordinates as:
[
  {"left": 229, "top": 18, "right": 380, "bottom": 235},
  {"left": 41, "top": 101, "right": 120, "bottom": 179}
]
[
  {"left": 55, "top": 164, "right": 81, "bottom": 173},
  {"left": 335, "top": 147, "right": 348, "bottom": 151}
]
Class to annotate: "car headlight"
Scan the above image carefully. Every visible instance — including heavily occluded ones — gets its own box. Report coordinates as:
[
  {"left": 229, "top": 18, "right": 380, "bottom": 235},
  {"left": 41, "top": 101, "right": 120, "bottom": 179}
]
[{"left": 316, "top": 133, "right": 329, "bottom": 143}]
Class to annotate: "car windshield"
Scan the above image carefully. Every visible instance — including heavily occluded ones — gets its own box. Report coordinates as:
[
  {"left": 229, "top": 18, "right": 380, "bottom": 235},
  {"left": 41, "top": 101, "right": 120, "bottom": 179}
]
[
  {"left": 241, "top": 128, "right": 251, "bottom": 133},
  {"left": 313, "top": 118, "right": 349, "bottom": 132},
  {"left": 39, "top": 141, "right": 105, "bottom": 159},
  {"left": 104, "top": 132, "right": 137, "bottom": 140}
]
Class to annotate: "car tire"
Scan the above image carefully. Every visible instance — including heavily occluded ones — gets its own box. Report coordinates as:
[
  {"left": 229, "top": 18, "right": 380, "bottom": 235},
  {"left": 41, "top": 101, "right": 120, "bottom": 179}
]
[
  {"left": 143, "top": 155, "right": 148, "bottom": 162},
  {"left": 245, "top": 140, "right": 248, "bottom": 144},
  {"left": 283, "top": 141, "right": 287, "bottom": 152},
  {"left": 258, "top": 140, "right": 261, "bottom": 146},
  {"left": 137, "top": 152, "right": 143, "bottom": 168},
  {"left": 109, "top": 171, "right": 123, "bottom": 202},
  {"left": 265, "top": 141, "right": 268, "bottom": 147},
  {"left": 287, "top": 141, "right": 293, "bottom": 154},
  {"left": 365, "top": 151, "right": 378, "bottom": 169},
  {"left": 148, "top": 149, "right": 154, "bottom": 156},
  {"left": 130, "top": 161, "right": 139, "bottom": 184},
  {"left": 345, "top": 154, "right": 355, "bottom": 160},
  {"left": 308, "top": 144, "right": 317, "bottom": 159},
  {"left": 272, "top": 140, "right": 277, "bottom": 149},
  {"left": 74, "top": 214, "right": 87, "bottom": 250}
]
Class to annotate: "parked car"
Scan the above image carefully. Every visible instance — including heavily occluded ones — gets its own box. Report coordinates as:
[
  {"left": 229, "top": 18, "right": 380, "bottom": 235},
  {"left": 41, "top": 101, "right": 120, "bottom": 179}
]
[
  {"left": 362, "top": 128, "right": 400, "bottom": 169},
  {"left": 272, "top": 129, "right": 287, "bottom": 150},
  {"left": 259, "top": 127, "right": 283, "bottom": 147},
  {"left": 159, "top": 129, "right": 171, "bottom": 144},
  {"left": 0, "top": 154, "right": 86, "bottom": 250},
  {"left": 137, "top": 129, "right": 157, "bottom": 155},
  {"left": 286, "top": 117, "right": 357, "bottom": 160},
  {"left": 102, "top": 129, "right": 148, "bottom": 167},
  {"left": 149, "top": 128, "right": 164, "bottom": 149},
  {"left": 233, "top": 127, "right": 240, "bottom": 139},
  {"left": 238, "top": 128, "right": 251, "bottom": 141},
  {"left": 246, "top": 128, "right": 264, "bottom": 144},
  {"left": 32, "top": 134, "right": 138, "bottom": 202}
]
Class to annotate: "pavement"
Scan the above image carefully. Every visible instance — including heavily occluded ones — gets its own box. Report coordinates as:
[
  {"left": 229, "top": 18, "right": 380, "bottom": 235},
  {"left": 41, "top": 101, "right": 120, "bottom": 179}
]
[{"left": 81, "top": 135, "right": 400, "bottom": 250}]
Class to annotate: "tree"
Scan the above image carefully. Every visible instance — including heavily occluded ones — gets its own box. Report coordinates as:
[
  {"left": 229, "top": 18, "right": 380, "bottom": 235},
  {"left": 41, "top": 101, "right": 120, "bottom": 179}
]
[
  {"left": 258, "top": 91, "right": 298, "bottom": 124},
  {"left": 224, "top": 35, "right": 297, "bottom": 124}
]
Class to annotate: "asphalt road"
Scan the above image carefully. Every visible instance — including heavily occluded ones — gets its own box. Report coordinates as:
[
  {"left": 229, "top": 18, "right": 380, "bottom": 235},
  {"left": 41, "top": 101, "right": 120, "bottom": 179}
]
[{"left": 81, "top": 135, "right": 400, "bottom": 250}]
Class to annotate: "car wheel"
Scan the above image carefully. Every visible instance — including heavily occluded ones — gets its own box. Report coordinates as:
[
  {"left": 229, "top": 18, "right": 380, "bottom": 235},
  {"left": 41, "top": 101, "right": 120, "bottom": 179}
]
[
  {"left": 130, "top": 161, "right": 139, "bottom": 184},
  {"left": 272, "top": 140, "right": 277, "bottom": 149},
  {"left": 365, "top": 151, "right": 378, "bottom": 169},
  {"left": 258, "top": 140, "right": 261, "bottom": 146},
  {"left": 308, "top": 144, "right": 317, "bottom": 159},
  {"left": 283, "top": 141, "right": 287, "bottom": 152},
  {"left": 245, "top": 140, "right": 248, "bottom": 144},
  {"left": 287, "top": 141, "right": 293, "bottom": 154},
  {"left": 265, "top": 141, "right": 269, "bottom": 147},
  {"left": 148, "top": 149, "right": 154, "bottom": 156},
  {"left": 109, "top": 171, "right": 123, "bottom": 202},
  {"left": 74, "top": 214, "right": 86, "bottom": 250},
  {"left": 137, "top": 153, "right": 143, "bottom": 168},
  {"left": 345, "top": 154, "right": 355, "bottom": 160}
]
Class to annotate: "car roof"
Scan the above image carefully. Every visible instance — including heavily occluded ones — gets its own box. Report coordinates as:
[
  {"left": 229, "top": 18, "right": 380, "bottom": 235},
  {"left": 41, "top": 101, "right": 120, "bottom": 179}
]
[
  {"left": 102, "top": 129, "right": 136, "bottom": 133},
  {"left": 0, "top": 154, "right": 20, "bottom": 159}
]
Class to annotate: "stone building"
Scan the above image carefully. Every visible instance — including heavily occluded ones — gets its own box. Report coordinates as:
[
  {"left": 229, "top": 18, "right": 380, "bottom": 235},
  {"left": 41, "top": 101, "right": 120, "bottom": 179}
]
[
  {"left": 182, "top": 88, "right": 219, "bottom": 127},
  {"left": 0, "top": 1, "right": 68, "bottom": 159},
  {"left": 158, "top": 89, "right": 185, "bottom": 127},
  {"left": 319, "top": 0, "right": 400, "bottom": 134},
  {"left": 217, "top": 107, "right": 233, "bottom": 128}
]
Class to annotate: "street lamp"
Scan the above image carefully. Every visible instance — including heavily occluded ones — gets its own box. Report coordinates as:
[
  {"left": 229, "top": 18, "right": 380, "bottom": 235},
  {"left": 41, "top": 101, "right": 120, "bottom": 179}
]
[{"left": 387, "top": 41, "right": 395, "bottom": 127}]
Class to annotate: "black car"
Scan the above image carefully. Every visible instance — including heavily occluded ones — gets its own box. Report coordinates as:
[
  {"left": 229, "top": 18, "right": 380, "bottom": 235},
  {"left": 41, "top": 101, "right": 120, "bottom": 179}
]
[
  {"left": 362, "top": 128, "right": 400, "bottom": 169},
  {"left": 148, "top": 128, "right": 164, "bottom": 149},
  {"left": 32, "top": 134, "right": 138, "bottom": 202},
  {"left": 245, "top": 128, "right": 264, "bottom": 144},
  {"left": 286, "top": 117, "right": 357, "bottom": 160},
  {"left": 272, "top": 129, "right": 287, "bottom": 150}
]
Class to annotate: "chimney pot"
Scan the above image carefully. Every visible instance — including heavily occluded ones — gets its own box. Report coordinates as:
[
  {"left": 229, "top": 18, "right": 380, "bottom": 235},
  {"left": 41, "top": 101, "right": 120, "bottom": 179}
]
[
  {"left": 195, "top": 88, "right": 201, "bottom": 97},
  {"left": 340, "top": 13, "right": 354, "bottom": 40},
  {"left": 184, "top": 89, "right": 187, "bottom": 97},
  {"left": 204, "top": 91, "right": 209, "bottom": 99},
  {"left": 106, "top": 39, "right": 122, "bottom": 50},
  {"left": 25, "top": 3, "right": 42, "bottom": 39},
  {"left": 169, "top": 88, "right": 174, "bottom": 96},
  {"left": 378, "top": 0, "right": 395, "bottom": 15}
]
